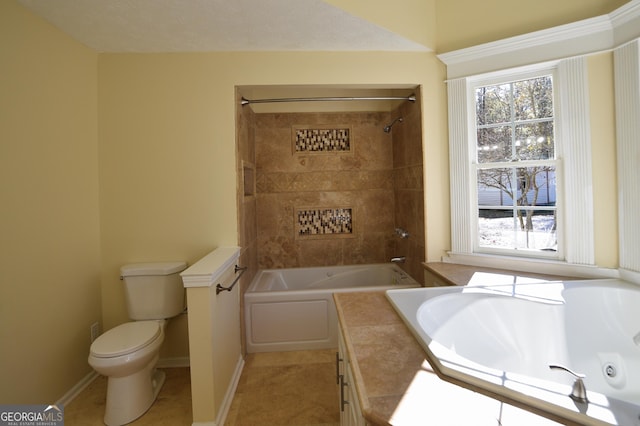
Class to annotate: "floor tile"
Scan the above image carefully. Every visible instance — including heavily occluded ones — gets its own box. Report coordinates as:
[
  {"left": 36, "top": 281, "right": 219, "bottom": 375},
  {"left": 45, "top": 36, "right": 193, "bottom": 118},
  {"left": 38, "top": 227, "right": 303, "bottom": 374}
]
[{"left": 65, "top": 351, "right": 339, "bottom": 426}]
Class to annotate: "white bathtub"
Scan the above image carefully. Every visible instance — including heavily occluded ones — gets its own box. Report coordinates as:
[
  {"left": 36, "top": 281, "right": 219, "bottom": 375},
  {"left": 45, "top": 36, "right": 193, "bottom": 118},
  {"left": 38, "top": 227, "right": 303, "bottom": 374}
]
[
  {"left": 245, "top": 263, "right": 419, "bottom": 353},
  {"left": 387, "top": 279, "right": 640, "bottom": 426}
]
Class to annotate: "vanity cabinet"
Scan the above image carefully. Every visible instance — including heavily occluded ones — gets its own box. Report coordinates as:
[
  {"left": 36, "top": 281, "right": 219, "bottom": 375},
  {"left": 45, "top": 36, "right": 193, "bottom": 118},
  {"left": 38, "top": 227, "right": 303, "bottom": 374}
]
[{"left": 337, "top": 327, "right": 366, "bottom": 426}]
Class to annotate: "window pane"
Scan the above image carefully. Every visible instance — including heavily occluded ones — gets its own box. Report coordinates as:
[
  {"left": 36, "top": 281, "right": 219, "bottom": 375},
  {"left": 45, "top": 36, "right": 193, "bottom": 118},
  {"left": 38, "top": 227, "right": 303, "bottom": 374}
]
[
  {"left": 478, "top": 209, "right": 516, "bottom": 248},
  {"left": 515, "top": 210, "right": 557, "bottom": 250},
  {"left": 476, "top": 84, "right": 511, "bottom": 125},
  {"left": 513, "top": 77, "right": 553, "bottom": 121},
  {"left": 478, "top": 209, "right": 557, "bottom": 251},
  {"left": 473, "top": 74, "right": 558, "bottom": 257},
  {"left": 477, "top": 168, "right": 514, "bottom": 206},
  {"left": 515, "top": 166, "right": 556, "bottom": 207},
  {"left": 477, "top": 126, "right": 512, "bottom": 163},
  {"left": 515, "top": 122, "right": 554, "bottom": 160}
]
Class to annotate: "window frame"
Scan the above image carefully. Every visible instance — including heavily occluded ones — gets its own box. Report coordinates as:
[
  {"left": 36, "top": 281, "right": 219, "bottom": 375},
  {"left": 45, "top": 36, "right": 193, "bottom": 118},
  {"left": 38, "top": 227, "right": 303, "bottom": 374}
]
[
  {"left": 447, "top": 58, "right": 594, "bottom": 267},
  {"left": 468, "top": 69, "right": 562, "bottom": 260}
]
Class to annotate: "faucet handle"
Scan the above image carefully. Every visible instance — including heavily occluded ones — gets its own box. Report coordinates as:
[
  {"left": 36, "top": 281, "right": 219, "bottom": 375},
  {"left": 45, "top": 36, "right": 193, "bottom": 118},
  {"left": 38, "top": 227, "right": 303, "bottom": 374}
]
[
  {"left": 549, "top": 364, "right": 584, "bottom": 378},
  {"left": 549, "top": 364, "right": 588, "bottom": 403}
]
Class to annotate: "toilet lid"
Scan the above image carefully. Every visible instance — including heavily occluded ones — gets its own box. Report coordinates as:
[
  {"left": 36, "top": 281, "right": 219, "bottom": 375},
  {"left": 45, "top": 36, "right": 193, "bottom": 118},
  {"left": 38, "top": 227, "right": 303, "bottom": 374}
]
[{"left": 90, "top": 322, "right": 161, "bottom": 358}]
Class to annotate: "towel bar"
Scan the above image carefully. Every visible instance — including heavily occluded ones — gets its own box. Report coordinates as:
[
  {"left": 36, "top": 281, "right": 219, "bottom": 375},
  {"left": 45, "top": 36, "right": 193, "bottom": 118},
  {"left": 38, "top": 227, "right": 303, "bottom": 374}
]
[{"left": 216, "top": 265, "right": 247, "bottom": 295}]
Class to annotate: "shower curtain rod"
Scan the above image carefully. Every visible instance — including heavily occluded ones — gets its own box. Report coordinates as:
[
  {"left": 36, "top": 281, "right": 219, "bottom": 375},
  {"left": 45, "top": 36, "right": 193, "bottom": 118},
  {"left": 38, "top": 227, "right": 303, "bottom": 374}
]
[{"left": 241, "top": 94, "right": 415, "bottom": 106}]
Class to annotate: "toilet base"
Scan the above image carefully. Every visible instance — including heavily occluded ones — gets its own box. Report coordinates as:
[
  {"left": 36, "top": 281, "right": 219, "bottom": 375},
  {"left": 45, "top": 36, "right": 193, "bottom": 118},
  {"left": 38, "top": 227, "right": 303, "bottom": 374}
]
[{"left": 103, "top": 359, "right": 165, "bottom": 426}]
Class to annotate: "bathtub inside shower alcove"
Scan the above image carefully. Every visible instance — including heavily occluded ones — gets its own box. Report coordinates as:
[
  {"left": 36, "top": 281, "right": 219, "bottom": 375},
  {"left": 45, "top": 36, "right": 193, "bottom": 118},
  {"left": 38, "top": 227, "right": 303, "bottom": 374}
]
[{"left": 245, "top": 263, "right": 420, "bottom": 353}]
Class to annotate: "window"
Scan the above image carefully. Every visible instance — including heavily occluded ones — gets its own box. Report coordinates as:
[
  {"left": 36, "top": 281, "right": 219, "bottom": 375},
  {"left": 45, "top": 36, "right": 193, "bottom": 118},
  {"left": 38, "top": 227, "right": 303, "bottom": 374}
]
[
  {"left": 473, "top": 75, "right": 558, "bottom": 257},
  {"left": 447, "top": 58, "right": 594, "bottom": 267}
]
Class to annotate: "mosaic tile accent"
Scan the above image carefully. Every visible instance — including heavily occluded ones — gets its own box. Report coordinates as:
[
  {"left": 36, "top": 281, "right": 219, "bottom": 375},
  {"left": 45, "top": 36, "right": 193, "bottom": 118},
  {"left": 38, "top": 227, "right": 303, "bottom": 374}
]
[
  {"left": 294, "top": 127, "right": 351, "bottom": 152},
  {"left": 296, "top": 208, "right": 353, "bottom": 237}
]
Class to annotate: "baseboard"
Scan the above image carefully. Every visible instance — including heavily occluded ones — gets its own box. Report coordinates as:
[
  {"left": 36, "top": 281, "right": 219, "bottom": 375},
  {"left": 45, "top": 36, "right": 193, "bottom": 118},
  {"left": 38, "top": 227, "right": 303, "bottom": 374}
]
[
  {"left": 191, "top": 423, "right": 215, "bottom": 426},
  {"left": 56, "top": 370, "right": 99, "bottom": 406},
  {"left": 213, "top": 354, "right": 245, "bottom": 426},
  {"left": 157, "top": 356, "right": 190, "bottom": 368}
]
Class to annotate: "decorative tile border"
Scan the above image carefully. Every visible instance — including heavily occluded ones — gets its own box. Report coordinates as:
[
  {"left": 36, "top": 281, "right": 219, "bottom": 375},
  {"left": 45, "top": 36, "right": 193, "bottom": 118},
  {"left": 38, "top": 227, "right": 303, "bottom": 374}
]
[
  {"left": 296, "top": 208, "right": 353, "bottom": 238},
  {"left": 292, "top": 125, "right": 351, "bottom": 153}
]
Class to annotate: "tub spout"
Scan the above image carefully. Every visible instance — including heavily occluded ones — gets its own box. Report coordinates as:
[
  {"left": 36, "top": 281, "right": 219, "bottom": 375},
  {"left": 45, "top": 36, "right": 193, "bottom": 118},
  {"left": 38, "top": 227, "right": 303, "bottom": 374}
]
[
  {"left": 549, "top": 364, "right": 588, "bottom": 403},
  {"left": 391, "top": 257, "right": 406, "bottom": 264}
]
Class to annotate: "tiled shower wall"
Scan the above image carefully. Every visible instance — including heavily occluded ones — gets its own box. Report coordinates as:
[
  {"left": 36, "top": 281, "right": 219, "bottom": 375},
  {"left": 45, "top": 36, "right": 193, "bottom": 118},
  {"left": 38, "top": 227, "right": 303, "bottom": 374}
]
[
  {"left": 236, "top": 91, "right": 258, "bottom": 354},
  {"left": 237, "top": 91, "right": 425, "bottom": 284},
  {"left": 255, "top": 112, "right": 396, "bottom": 268},
  {"left": 391, "top": 97, "right": 426, "bottom": 282}
]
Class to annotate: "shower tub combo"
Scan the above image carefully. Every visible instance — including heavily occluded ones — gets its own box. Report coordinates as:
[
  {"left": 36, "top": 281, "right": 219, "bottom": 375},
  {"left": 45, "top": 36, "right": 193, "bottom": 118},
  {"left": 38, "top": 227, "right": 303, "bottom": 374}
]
[
  {"left": 245, "top": 263, "right": 419, "bottom": 353},
  {"left": 387, "top": 279, "right": 640, "bottom": 426}
]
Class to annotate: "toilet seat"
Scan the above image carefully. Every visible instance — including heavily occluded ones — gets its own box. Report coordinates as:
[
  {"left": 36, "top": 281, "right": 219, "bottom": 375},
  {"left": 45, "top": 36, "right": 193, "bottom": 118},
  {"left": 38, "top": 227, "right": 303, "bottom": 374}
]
[{"left": 91, "top": 322, "right": 161, "bottom": 358}]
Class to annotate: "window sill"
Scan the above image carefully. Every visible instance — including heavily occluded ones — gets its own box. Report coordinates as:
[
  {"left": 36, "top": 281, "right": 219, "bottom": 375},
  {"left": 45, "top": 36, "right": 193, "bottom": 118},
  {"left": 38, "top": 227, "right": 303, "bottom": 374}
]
[{"left": 443, "top": 251, "right": 618, "bottom": 280}]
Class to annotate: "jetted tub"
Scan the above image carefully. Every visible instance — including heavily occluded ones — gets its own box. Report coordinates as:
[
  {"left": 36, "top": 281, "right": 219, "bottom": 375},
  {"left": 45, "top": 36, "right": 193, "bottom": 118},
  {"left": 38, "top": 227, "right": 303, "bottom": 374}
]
[
  {"left": 387, "top": 279, "right": 640, "bottom": 426},
  {"left": 245, "top": 263, "right": 419, "bottom": 353}
]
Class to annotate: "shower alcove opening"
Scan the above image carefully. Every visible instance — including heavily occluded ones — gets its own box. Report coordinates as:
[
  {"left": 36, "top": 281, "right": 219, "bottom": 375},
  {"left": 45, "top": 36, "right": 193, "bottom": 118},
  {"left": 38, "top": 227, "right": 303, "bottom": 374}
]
[{"left": 236, "top": 85, "right": 426, "bottom": 291}]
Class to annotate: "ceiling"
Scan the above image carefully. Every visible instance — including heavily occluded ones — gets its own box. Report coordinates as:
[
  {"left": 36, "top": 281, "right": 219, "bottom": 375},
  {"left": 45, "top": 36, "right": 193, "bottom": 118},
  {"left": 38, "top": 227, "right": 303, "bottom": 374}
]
[{"left": 18, "top": 0, "right": 429, "bottom": 52}]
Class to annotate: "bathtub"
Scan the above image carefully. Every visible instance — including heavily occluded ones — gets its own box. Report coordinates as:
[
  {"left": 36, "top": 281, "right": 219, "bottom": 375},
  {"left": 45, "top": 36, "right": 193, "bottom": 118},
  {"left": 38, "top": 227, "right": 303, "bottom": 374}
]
[
  {"left": 245, "top": 263, "right": 419, "bottom": 353},
  {"left": 387, "top": 279, "right": 640, "bottom": 426}
]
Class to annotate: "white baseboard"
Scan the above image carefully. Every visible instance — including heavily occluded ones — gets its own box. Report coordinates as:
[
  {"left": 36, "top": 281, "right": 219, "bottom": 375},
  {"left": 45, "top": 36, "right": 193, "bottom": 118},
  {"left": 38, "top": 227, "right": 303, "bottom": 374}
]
[
  {"left": 212, "top": 354, "right": 245, "bottom": 426},
  {"left": 157, "top": 356, "right": 190, "bottom": 368},
  {"left": 56, "top": 370, "right": 99, "bottom": 406}
]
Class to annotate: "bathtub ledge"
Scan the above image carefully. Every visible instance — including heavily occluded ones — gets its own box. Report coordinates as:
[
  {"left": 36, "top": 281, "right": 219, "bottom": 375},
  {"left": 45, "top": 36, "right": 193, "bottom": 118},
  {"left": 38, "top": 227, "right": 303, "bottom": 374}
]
[{"left": 334, "top": 291, "right": 582, "bottom": 426}]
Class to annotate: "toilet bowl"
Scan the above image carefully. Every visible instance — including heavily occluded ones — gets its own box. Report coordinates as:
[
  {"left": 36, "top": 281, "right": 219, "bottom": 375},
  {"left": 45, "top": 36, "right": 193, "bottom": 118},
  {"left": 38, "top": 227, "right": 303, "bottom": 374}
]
[
  {"left": 89, "top": 320, "right": 167, "bottom": 426},
  {"left": 88, "top": 261, "right": 186, "bottom": 426}
]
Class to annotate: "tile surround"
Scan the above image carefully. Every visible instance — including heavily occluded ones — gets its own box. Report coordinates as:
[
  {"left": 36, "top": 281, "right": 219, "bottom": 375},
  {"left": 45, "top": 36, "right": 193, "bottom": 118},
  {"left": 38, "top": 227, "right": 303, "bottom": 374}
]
[
  {"left": 238, "top": 91, "right": 425, "bottom": 282},
  {"left": 255, "top": 111, "right": 395, "bottom": 268}
]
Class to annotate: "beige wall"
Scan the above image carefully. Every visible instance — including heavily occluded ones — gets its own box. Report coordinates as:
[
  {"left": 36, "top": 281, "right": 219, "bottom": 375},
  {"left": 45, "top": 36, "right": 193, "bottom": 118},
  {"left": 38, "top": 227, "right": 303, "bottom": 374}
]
[
  {"left": 0, "top": 1, "right": 100, "bottom": 403},
  {"left": 436, "top": 0, "right": 631, "bottom": 52},
  {"left": 588, "top": 52, "right": 619, "bottom": 268}
]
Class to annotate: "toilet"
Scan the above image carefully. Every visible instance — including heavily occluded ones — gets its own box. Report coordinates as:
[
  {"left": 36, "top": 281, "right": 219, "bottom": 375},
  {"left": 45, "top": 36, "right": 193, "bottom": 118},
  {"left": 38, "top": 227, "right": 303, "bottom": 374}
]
[{"left": 88, "top": 261, "right": 187, "bottom": 426}]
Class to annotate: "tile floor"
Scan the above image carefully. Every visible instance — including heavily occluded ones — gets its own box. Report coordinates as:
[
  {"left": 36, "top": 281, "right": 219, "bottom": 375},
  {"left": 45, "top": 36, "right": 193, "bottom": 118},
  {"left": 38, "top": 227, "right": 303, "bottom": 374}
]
[
  {"left": 64, "top": 367, "right": 192, "bottom": 425},
  {"left": 226, "top": 349, "right": 340, "bottom": 426},
  {"left": 65, "top": 349, "right": 340, "bottom": 426}
]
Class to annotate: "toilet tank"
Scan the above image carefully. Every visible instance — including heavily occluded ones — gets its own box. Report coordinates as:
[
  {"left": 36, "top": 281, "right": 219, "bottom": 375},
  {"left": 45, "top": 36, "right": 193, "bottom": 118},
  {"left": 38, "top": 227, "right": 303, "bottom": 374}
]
[{"left": 120, "top": 261, "right": 187, "bottom": 320}]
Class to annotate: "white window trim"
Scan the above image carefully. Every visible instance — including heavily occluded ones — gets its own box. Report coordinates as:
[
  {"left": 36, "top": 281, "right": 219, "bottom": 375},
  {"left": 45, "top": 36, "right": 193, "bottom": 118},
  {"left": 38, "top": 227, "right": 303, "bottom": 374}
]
[
  {"left": 447, "top": 59, "right": 595, "bottom": 270},
  {"left": 614, "top": 39, "right": 640, "bottom": 275},
  {"left": 555, "top": 58, "right": 594, "bottom": 266},
  {"left": 437, "top": 0, "right": 640, "bottom": 80}
]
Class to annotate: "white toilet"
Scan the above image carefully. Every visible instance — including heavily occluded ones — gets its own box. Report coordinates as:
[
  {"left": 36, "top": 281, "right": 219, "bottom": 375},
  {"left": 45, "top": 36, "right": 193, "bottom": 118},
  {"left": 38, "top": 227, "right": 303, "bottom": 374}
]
[{"left": 88, "top": 261, "right": 187, "bottom": 426}]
